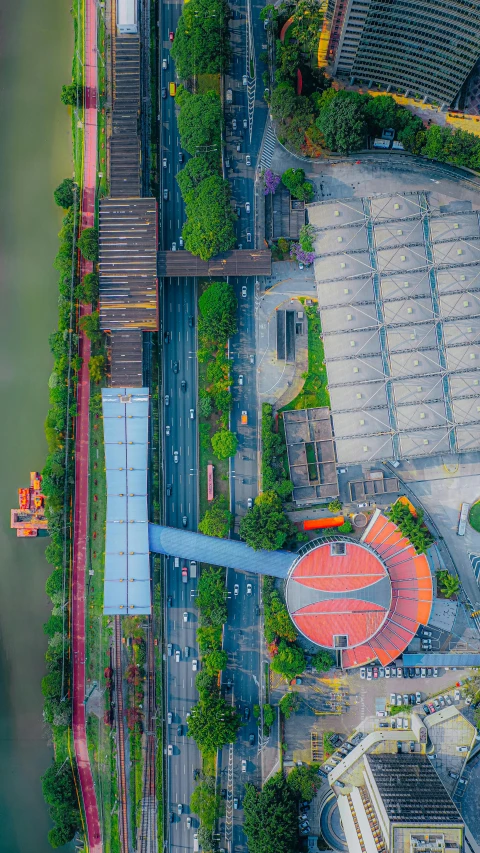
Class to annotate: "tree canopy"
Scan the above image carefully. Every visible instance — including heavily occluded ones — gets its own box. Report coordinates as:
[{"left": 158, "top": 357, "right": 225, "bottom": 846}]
[
  {"left": 176, "top": 154, "right": 219, "bottom": 199},
  {"left": 198, "top": 280, "right": 238, "bottom": 343},
  {"left": 188, "top": 692, "right": 240, "bottom": 754},
  {"left": 176, "top": 89, "right": 223, "bottom": 155},
  {"left": 76, "top": 272, "right": 99, "bottom": 304},
  {"left": 171, "top": 0, "right": 231, "bottom": 79},
  {"left": 78, "top": 227, "right": 98, "bottom": 261},
  {"left": 240, "top": 490, "right": 292, "bottom": 551},
  {"left": 243, "top": 774, "right": 299, "bottom": 853},
  {"left": 190, "top": 777, "right": 220, "bottom": 831},
  {"left": 312, "top": 649, "right": 335, "bottom": 672},
  {"left": 198, "top": 496, "right": 232, "bottom": 539},
  {"left": 211, "top": 428, "right": 238, "bottom": 459},
  {"left": 54, "top": 178, "right": 76, "bottom": 209},
  {"left": 182, "top": 175, "right": 236, "bottom": 260},
  {"left": 270, "top": 640, "right": 306, "bottom": 682},
  {"left": 60, "top": 83, "right": 77, "bottom": 106},
  {"left": 316, "top": 90, "right": 367, "bottom": 154},
  {"left": 281, "top": 167, "right": 313, "bottom": 201},
  {"left": 196, "top": 564, "right": 228, "bottom": 627}
]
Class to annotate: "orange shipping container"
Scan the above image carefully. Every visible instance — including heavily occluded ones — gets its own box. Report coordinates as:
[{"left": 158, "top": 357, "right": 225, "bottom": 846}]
[{"left": 303, "top": 516, "right": 344, "bottom": 531}]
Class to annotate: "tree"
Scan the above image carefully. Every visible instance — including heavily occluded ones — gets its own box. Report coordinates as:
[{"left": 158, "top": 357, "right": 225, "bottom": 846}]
[
  {"left": 279, "top": 691, "right": 300, "bottom": 719},
  {"left": 199, "top": 390, "right": 213, "bottom": 419},
  {"left": 190, "top": 778, "right": 220, "bottom": 830},
  {"left": 287, "top": 764, "right": 319, "bottom": 801},
  {"left": 54, "top": 178, "right": 76, "bottom": 209},
  {"left": 79, "top": 310, "right": 101, "bottom": 344},
  {"left": 316, "top": 91, "right": 368, "bottom": 154},
  {"left": 176, "top": 89, "right": 223, "bottom": 155},
  {"left": 188, "top": 693, "right": 241, "bottom": 753},
  {"left": 204, "top": 649, "right": 228, "bottom": 674},
  {"left": 88, "top": 354, "right": 105, "bottom": 384},
  {"left": 177, "top": 154, "right": 218, "bottom": 199},
  {"left": 328, "top": 498, "right": 342, "bottom": 513},
  {"left": 171, "top": 0, "right": 231, "bottom": 78},
  {"left": 281, "top": 167, "right": 313, "bottom": 200},
  {"left": 263, "top": 703, "right": 275, "bottom": 729},
  {"left": 437, "top": 570, "right": 460, "bottom": 598},
  {"left": 183, "top": 175, "right": 236, "bottom": 260},
  {"left": 338, "top": 521, "right": 353, "bottom": 534},
  {"left": 211, "top": 428, "right": 238, "bottom": 460},
  {"left": 78, "top": 227, "right": 98, "bottom": 261},
  {"left": 41, "top": 670, "right": 63, "bottom": 699},
  {"left": 198, "top": 496, "right": 232, "bottom": 539},
  {"left": 195, "top": 670, "right": 219, "bottom": 700},
  {"left": 61, "top": 83, "right": 77, "bottom": 106},
  {"left": 42, "top": 762, "right": 77, "bottom": 808},
  {"left": 263, "top": 590, "right": 297, "bottom": 643},
  {"left": 196, "top": 564, "right": 228, "bottom": 626},
  {"left": 363, "top": 94, "right": 399, "bottom": 136},
  {"left": 312, "top": 649, "right": 334, "bottom": 672},
  {"left": 198, "top": 281, "right": 238, "bottom": 343},
  {"left": 240, "top": 490, "right": 292, "bottom": 551},
  {"left": 243, "top": 774, "right": 299, "bottom": 853},
  {"left": 46, "top": 568, "right": 64, "bottom": 599},
  {"left": 291, "top": 0, "right": 325, "bottom": 54},
  {"left": 76, "top": 271, "right": 99, "bottom": 304},
  {"left": 270, "top": 640, "right": 305, "bottom": 681}
]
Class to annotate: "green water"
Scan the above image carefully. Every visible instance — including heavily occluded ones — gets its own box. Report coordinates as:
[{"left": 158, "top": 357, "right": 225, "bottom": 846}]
[{"left": 0, "top": 0, "right": 73, "bottom": 849}]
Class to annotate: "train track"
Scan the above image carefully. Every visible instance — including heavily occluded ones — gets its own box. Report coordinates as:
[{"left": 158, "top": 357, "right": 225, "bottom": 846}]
[
  {"left": 114, "top": 615, "right": 130, "bottom": 853},
  {"left": 137, "top": 620, "right": 157, "bottom": 853}
]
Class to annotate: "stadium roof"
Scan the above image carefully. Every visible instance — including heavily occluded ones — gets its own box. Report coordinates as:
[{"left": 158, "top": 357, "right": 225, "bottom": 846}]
[
  {"left": 285, "top": 510, "right": 433, "bottom": 667},
  {"left": 102, "top": 388, "right": 151, "bottom": 614},
  {"left": 308, "top": 192, "right": 480, "bottom": 463}
]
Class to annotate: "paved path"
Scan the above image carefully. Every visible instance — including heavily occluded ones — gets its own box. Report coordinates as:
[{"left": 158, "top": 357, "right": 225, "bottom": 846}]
[{"left": 71, "top": 0, "right": 101, "bottom": 848}]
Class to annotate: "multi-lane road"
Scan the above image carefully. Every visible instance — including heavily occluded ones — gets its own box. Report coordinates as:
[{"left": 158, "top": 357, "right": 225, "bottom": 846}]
[{"left": 158, "top": 0, "right": 269, "bottom": 847}]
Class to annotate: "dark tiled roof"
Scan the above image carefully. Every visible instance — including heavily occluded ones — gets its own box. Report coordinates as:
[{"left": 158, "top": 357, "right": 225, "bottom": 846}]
[{"left": 366, "top": 754, "right": 463, "bottom": 825}]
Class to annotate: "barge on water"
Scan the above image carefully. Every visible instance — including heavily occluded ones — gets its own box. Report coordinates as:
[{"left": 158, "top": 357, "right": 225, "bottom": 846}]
[{"left": 10, "top": 472, "right": 48, "bottom": 537}]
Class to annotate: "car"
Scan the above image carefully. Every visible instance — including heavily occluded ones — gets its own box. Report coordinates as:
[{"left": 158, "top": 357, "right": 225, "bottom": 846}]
[
  {"left": 457, "top": 746, "right": 468, "bottom": 753},
  {"left": 232, "top": 119, "right": 237, "bottom": 130},
  {"left": 186, "top": 816, "right": 192, "bottom": 829},
  {"left": 239, "top": 374, "right": 244, "bottom": 386},
  {"left": 168, "top": 744, "right": 173, "bottom": 755},
  {"left": 162, "top": 87, "right": 167, "bottom": 98},
  {"left": 403, "top": 694, "right": 409, "bottom": 706},
  {"left": 415, "top": 667, "right": 421, "bottom": 678},
  {"left": 166, "top": 484, "right": 172, "bottom": 498},
  {"left": 247, "top": 497, "right": 253, "bottom": 509},
  {"left": 173, "top": 450, "right": 179, "bottom": 464},
  {"left": 373, "top": 668, "right": 378, "bottom": 679},
  {"left": 246, "top": 155, "right": 251, "bottom": 166},
  {"left": 243, "top": 118, "right": 248, "bottom": 128},
  {"left": 177, "top": 803, "right": 183, "bottom": 815},
  {"left": 422, "top": 630, "right": 432, "bottom": 637},
  {"left": 416, "top": 692, "right": 421, "bottom": 704},
  {"left": 165, "top": 394, "right": 170, "bottom": 406},
  {"left": 385, "top": 667, "right": 390, "bottom": 678},
  {"left": 324, "top": 764, "right": 334, "bottom": 773},
  {"left": 182, "top": 516, "right": 187, "bottom": 527},
  {"left": 246, "top": 583, "right": 253, "bottom": 595},
  {"left": 409, "top": 667, "right": 415, "bottom": 678},
  {"left": 188, "top": 315, "right": 194, "bottom": 327},
  {"left": 391, "top": 666, "right": 397, "bottom": 677},
  {"left": 366, "top": 667, "right": 372, "bottom": 680},
  {"left": 390, "top": 693, "right": 396, "bottom": 704},
  {"left": 173, "top": 360, "right": 179, "bottom": 373},
  {"left": 175, "top": 649, "right": 181, "bottom": 662},
  {"left": 428, "top": 703, "right": 435, "bottom": 714},
  {"left": 397, "top": 741, "right": 403, "bottom": 753},
  {"left": 360, "top": 668, "right": 366, "bottom": 680},
  {"left": 439, "top": 696, "right": 445, "bottom": 707},
  {"left": 403, "top": 718, "right": 408, "bottom": 730},
  {"left": 244, "top": 707, "right": 250, "bottom": 721},
  {"left": 192, "top": 659, "right": 198, "bottom": 671},
  {"left": 448, "top": 771, "right": 459, "bottom": 780},
  {"left": 427, "top": 753, "right": 437, "bottom": 759},
  {"left": 318, "top": 768, "right": 328, "bottom": 778},
  {"left": 391, "top": 718, "right": 396, "bottom": 729},
  {"left": 233, "top": 798, "right": 239, "bottom": 810},
  {"left": 179, "top": 151, "right": 184, "bottom": 163},
  {"left": 242, "top": 759, "right": 247, "bottom": 772},
  {"left": 249, "top": 732, "right": 255, "bottom": 745},
  {"left": 234, "top": 584, "right": 239, "bottom": 596},
  {"left": 168, "top": 711, "right": 173, "bottom": 724},
  {"left": 344, "top": 742, "right": 353, "bottom": 751},
  {"left": 183, "top": 611, "right": 188, "bottom": 623},
  {"left": 190, "top": 408, "right": 195, "bottom": 419},
  {"left": 421, "top": 668, "right": 426, "bottom": 678},
  {"left": 236, "top": 142, "right": 241, "bottom": 152},
  {"left": 242, "top": 74, "right": 247, "bottom": 85},
  {"left": 177, "top": 724, "right": 183, "bottom": 736},
  {"left": 427, "top": 668, "right": 433, "bottom": 678},
  {"left": 250, "top": 354, "right": 255, "bottom": 364},
  {"left": 423, "top": 704, "right": 430, "bottom": 714},
  {"left": 446, "top": 695, "right": 452, "bottom": 705},
  {"left": 162, "top": 57, "right": 168, "bottom": 69},
  {"left": 379, "top": 667, "right": 385, "bottom": 678},
  {"left": 433, "top": 699, "right": 440, "bottom": 710},
  {"left": 172, "top": 242, "right": 177, "bottom": 251},
  {"left": 167, "top": 643, "right": 173, "bottom": 656},
  {"left": 184, "top": 646, "right": 189, "bottom": 658},
  {"left": 245, "top": 201, "right": 250, "bottom": 213},
  {"left": 241, "top": 285, "right": 247, "bottom": 297},
  {"left": 167, "top": 595, "right": 172, "bottom": 607},
  {"left": 246, "top": 232, "right": 252, "bottom": 243},
  {"left": 163, "top": 188, "right": 169, "bottom": 200},
  {"left": 397, "top": 695, "right": 402, "bottom": 705},
  {"left": 379, "top": 722, "right": 388, "bottom": 728},
  {"left": 409, "top": 694, "right": 416, "bottom": 705},
  {"left": 169, "top": 30, "right": 175, "bottom": 41},
  {"left": 454, "top": 689, "right": 461, "bottom": 701},
  {"left": 465, "top": 696, "right": 472, "bottom": 705},
  {"left": 433, "top": 668, "right": 438, "bottom": 677},
  {"left": 396, "top": 666, "right": 402, "bottom": 677},
  {"left": 165, "top": 424, "right": 170, "bottom": 436},
  {"left": 181, "top": 380, "right": 187, "bottom": 391},
  {"left": 376, "top": 711, "right": 387, "bottom": 718},
  {"left": 169, "top": 812, "right": 174, "bottom": 823},
  {"left": 162, "top": 157, "right": 167, "bottom": 168}
]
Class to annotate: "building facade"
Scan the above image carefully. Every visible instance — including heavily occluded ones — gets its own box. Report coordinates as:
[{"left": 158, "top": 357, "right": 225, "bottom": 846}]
[{"left": 329, "top": 0, "right": 480, "bottom": 107}]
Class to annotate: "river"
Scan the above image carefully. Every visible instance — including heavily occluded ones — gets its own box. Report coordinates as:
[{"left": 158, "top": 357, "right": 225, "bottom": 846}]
[{"left": 0, "top": 0, "right": 73, "bottom": 849}]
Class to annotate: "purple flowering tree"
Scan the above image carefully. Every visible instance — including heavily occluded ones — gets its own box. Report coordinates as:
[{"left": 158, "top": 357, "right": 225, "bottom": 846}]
[
  {"left": 290, "top": 243, "right": 315, "bottom": 265},
  {"left": 264, "top": 169, "right": 281, "bottom": 196}
]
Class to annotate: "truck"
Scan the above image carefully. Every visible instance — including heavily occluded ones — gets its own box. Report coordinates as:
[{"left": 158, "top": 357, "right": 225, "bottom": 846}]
[
  {"left": 189, "top": 560, "right": 197, "bottom": 579},
  {"left": 182, "top": 566, "right": 188, "bottom": 584},
  {"left": 169, "top": 82, "right": 177, "bottom": 97},
  {"left": 241, "top": 410, "right": 248, "bottom": 425}
]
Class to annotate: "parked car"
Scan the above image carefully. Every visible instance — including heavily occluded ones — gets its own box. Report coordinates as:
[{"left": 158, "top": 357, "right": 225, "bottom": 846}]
[
  {"left": 360, "top": 668, "right": 366, "bottom": 679},
  {"left": 454, "top": 689, "right": 461, "bottom": 701},
  {"left": 373, "top": 668, "right": 379, "bottom": 679},
  {"left": 162, "top": 57, "right": 168, "bottom": 69},
  {"left": 390, "top": 693, "right": 396, "bottom": 705},
  {"left": 433, "top": 667, "right": 438, "bottom": 677},
  {"left": 385, "top": 667, "right": 390, "bottom": 678},
  {"left": 366, "top": 668, "right": 372, "bottom": 680},
  {"left": 403, "top": 694, "right": 409, "bottom": 706},
  {"left": 427, "top": 668, "right": 433, "bottom": 677},
  {"left": 249, "top": 733, "right": 255, "bottom": 745},
  {"left": 423, "top": 704, "right": 430, "bottom": 715},
  {"left": 428, "top": 703, "right": 435, "bottom": 714},
  {"left": 379, "top": 667, "right": 385, "bottom": 678},
  {"left": 421, "top": 668, "right": 426, "bottom": 678},
  {"left": 245, "top": 201, "right": 250, "bottom": 213},
  {"left": 416, "top": 692, "right": 421, "bottom": 704},
  {"left": 246, "top": 155, "right": 251, "bottom": 166}
]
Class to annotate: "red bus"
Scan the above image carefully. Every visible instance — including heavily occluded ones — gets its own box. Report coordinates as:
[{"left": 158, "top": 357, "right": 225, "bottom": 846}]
[{"left": 207, "top": 464, "right": 214, "bottom": 502}]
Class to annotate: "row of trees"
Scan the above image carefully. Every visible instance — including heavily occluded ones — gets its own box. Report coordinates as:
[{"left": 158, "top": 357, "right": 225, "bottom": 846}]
[
  {"left": 174, "top": 88, "right": 236, "bottom": 260},
  {"left": 388, "top": 500, "right": 434, "bottom": 554},
  {"left": 171, "top": 0, "right": 231, "bottom": 80},
  {"left": 243, "top": 768, "right": 319, "bottom": 853}
]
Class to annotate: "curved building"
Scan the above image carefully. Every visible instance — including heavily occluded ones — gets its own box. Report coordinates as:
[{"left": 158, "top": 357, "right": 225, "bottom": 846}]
[
  {"left": 285, "top": 510, "right": 433, "bottom": 668},
  {"left": 330, "top": 0, "right": 480, "bottom": 107}
]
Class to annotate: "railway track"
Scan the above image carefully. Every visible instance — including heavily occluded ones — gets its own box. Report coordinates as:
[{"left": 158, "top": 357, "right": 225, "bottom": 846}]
[
  {"left": 137, "top": 621, "right": 157, "bottom": 853},
  {"left": 114, "top": 615, "right": 130, "bottom": 853}
]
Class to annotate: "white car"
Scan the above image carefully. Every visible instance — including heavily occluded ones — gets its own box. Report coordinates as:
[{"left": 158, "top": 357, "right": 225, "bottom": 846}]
[
  {"left": 385, "top": 667, "right": 390, "bottom": 678},
  {"left": 403, "top": 718, "right": 408, "bottom": 730},
  {"left": 247, "top": 497, "right": 253, "bottom": 508},
  {"left": 454, "top": 689, "right": 461, "bottom": 701},
  {"left": 183, "top": 611, "right": 188, "bottom": 623},
  {"left": 397, "top": 667, "right": 403, "bottom": 677},
  {"left": 433, "top": 667, "right": 438, "bottom": 677},
  {"left": 168, "top": 744, "right": 173, "bottom": 756},
  {"left": 179, "top": 236, "right": 184, "bottom": 248},
  {"left": 366, "top": 668, "right": 372, "bottom": 680},
  {"left": 172, "top": 242, "right": 177, "bottom": 251},
  {"left": 242, "top": 285, "right": 247, "bottom": 297},
  {"left": 174, "top": 450, "right": 179, "bottom": 463},
  {"left": 242, "top": 74, "right": 247, "bottom": 85},
  {"left": 166, "top": 425, "right": 170, "bottom": 436},
  {"left": 242, "top": 759, "right": 247, "bottom": 772},
  {"left": 243, "top": 118, "right": 248, "bottom": 128},
  {"left": 163, "top": 157, "right": 167, "bottom": 168},
  {"left": 168, "top": 711, "right": 173, "bottom": 724},
  {"left": 234, "top": 583, "right": 239, "bottom": 596},
  {"left": 167, "top": 643, "right": 173, "bottom": 656},
  {"left": 360, "top": 667, "right": 365, "bottom": 679},
  {"left": 390, "top": 693, "right": 396, "bottom": 704},
  {"left": 190, "top": 408, "right": 195, "bottom": 419},
  {"left": 239, "top": 374, "right": 244, "bottom": 386},
  {"left": 245, "top": 201, "right": 250, "bottom": 213},
  {"left": 232, "top": 119, "right": 237, "bottom": 130},
  {"left": 246, "top": 155, "right": 251, "bottom": 166},
  {"left": 246, "top": 583, "right": 252, "bottom": 595},
  {"left": 192, "top": 659, "right": 198, "bottom": 671},
  {"left": 175, "top": 649, "right": 181, "bottom": 663},
  {"left": 162, "top": 57, "right": 168, "bottom": 69}
]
